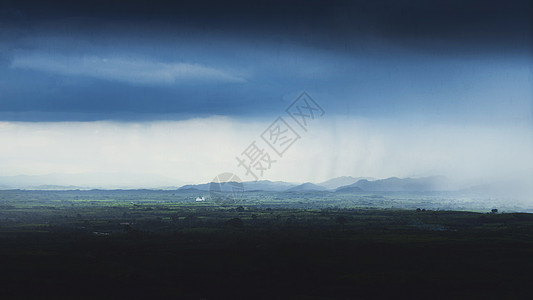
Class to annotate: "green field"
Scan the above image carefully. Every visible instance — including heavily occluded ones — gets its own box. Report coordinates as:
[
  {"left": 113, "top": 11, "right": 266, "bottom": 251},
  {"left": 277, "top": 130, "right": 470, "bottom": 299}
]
[{"left": 1, "top": 189, "right": 532, "bottom": 299}]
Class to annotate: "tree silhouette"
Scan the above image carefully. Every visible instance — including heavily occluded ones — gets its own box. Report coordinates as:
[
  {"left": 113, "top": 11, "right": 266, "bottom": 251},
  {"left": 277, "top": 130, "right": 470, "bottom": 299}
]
[{"left": 336, "top": 216, "right": 347, "bottom": 231}]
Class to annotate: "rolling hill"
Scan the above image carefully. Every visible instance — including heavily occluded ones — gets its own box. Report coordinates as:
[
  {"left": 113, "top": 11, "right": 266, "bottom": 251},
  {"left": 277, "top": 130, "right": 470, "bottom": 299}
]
[
  {"left": 336, "top": 176, "right": 449, "bottom": 192},
  {"left": 286, "top": 182, "right": 327, "bottom": 192}
]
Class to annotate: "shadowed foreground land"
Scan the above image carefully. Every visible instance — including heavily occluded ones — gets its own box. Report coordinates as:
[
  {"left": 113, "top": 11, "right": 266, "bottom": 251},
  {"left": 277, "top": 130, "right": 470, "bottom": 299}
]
[{"left": 1, "top": 190, "right": 533, "bottom": 299}]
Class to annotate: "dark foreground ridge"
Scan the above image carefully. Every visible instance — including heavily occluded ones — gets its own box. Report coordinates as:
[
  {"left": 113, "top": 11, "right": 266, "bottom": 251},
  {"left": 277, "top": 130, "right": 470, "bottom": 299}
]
[{"left": 1, "top": 189, "right": 532, "bottom": 299}]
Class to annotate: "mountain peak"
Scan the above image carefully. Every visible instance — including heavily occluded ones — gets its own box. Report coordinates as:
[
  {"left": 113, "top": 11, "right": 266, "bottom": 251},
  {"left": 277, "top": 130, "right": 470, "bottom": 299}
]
[
  {"left": 286, "top": 182, "right": 327, "bottom": 192},
  {"left": 336, "top": 176, "right": 450, "bottom": 192},
  {"left": 319, "top": 176, "right": 375, "bottom": 190}
]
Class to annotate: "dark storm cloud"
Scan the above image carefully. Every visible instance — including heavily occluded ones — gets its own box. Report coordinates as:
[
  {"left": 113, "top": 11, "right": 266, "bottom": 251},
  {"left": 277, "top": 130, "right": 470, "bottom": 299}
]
[
  {"left": 0, "top": 0, "right": 530, "bottom": 122},
  {"left": 2, "top": 0, "right": 531, "bottom": 53}
]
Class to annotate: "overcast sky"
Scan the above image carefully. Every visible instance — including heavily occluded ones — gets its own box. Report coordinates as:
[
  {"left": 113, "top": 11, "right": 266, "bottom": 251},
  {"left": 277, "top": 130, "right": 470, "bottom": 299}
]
[{"left": 0, "top": 0, "right": 531, "bottom": 187}]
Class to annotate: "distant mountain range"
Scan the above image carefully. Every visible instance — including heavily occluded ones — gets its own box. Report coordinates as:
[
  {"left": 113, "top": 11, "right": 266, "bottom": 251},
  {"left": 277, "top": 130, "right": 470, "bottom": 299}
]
[
  {"left": 318, "top": 176, "right": 374, "bottom": 190},
  {"left": 3, "top": 173, "right": 519, "bottom": 195},
  {"left": 286, "top": 182, "right": 327, "bottom": 192},
  {"left": 336, "top": 176, "right": 449, "bottom": 192},
  {"left": 179, "top": 180, "right": 296, "bottom": 192},
  {"left": 179, "top": 176, "right": 452, "bottom": 193}
]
